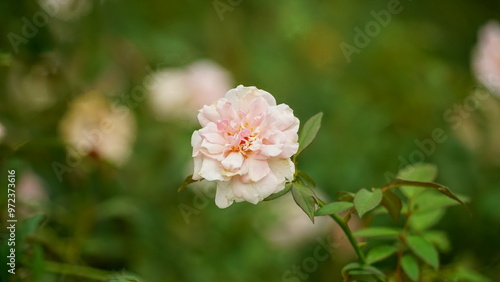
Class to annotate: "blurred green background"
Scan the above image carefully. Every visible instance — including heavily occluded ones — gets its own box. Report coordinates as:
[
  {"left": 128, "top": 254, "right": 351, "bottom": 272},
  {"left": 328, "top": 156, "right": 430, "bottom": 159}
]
[{"left": 1, "top": 0, "right": 500, "bottom": 281}]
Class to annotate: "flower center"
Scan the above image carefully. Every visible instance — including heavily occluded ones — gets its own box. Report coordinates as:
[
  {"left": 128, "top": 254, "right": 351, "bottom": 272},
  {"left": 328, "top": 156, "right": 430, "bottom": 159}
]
[{"left": 217, "top": 120, "right": 258, "bottom": 155}]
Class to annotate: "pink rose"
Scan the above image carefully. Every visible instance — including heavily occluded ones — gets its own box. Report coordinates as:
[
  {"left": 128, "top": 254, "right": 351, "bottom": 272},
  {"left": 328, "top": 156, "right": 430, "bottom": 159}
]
[
  {"left": 473, "top": 21, "right": 500, "bottom": 96},
  {"left": 191, "top": 85, "right": 300, "bottom": 208}
]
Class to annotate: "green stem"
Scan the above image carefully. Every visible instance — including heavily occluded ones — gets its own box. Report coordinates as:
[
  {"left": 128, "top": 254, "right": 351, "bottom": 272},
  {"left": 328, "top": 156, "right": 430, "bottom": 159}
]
[
  {"left": 317, "top": 199, "right": 385, "bottom": 282},
  {"left": 317, "top": 199, "right": 366, "bottom": 264}
]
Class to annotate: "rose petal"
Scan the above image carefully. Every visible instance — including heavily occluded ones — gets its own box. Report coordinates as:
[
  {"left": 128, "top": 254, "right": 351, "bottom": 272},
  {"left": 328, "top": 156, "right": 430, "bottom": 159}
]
[{"left": 221, "top": 152, "right": 244, "bottom": 171}]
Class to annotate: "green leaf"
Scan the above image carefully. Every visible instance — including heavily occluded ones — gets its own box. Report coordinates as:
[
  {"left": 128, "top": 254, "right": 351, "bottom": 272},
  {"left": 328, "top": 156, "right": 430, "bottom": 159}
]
[
  {"left": 381, "top": 189, "right": 402, "bottom": 221},
  {"left": 386, "top": 179, "right": 466, "bottom": 208},
  {"left": 452, "top": 267, "right": 491, "bottom": 282},
  {"left": 291, "top": 183, "right": 317, "bottom": 222},
  {"left": 422, "top": 231, "right": 451, "bottom": 253},
  {"left": 342, "top": 263, "right": 385, "bottom": 279},
  {"left": 406, "top": 235, "right": 439, "bottom": 270},
  {"left": 177, "top": 174, "right": 199, "bottom": 192},
  {"left": 341, "top": 262, "right": 362, "bottom": 276},
  {"left": 264, "top": 182, "right": 292, "bottom": 201},
  {"left": 354, "top": 188, "right": 383, "bottom": 218},
  {"left": 352, "top": 227, "right": 401, "bottom": 238},
  {"left": 337, "top": 191, "right": 355, "bottom": 202},
  {"left": 401, "top": 254, "right": 420, "bottom": 281},
  {"left": 296, "top": 112, "right": 323, "bottom": 157},
  {"left": 315, "top": 202, "right": 353, "bottom": 216},
  {"left": 409, "top": 208, "right": 445, "bottom": 231},
  {"left": 18, "top": 214, "right": 46, "bottom": 243},
  {"left": 366, "top": 245, "right": 398, "bottom": 264},
  {"left": 413, "top": 191, "right": 469, "bottom": 213},
  {"left": 296, "top": 170, "right": 316, "bottom": 188},
  {"left": 397, "top": 163, "right": 437, "bottom": 198}
]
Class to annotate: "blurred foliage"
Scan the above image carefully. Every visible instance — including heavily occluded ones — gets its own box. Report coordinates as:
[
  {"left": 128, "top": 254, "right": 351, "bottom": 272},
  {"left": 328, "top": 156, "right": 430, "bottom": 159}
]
[{"left": 1, "top": 0, "right": 500, "bottom": 281}]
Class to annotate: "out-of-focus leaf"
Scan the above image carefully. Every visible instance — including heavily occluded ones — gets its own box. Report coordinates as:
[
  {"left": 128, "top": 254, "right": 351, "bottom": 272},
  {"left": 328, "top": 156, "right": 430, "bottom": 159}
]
[
  {"left": 291, "top": 182, "right": 317, "bottom": 222},
  {"left": 381, "top": 189, "right": 402, "bottom": 221},
  {"left": 409, "top": 208, "right": 445, "bottom": 231},
  {"left": 413, "top": 191, "right": 469, "bottom": 213},
  {"left": 352, "top": 227, "right": 401, "bottom": 238},
  {"left": 397, "top": 163, "right": 437, "bottom": 198},
  {"left": 451, "top": 267, "right": 491, "bottom": 282},
  {"left": 18, "top": 214, "right": 46, "bottom": 244},
  {"left": 296, "top": 112, "right": 323, "bottom": 157},
  {"left": 366, "top": 245, "right": 398, "bottom": 264},
  {"left": 315, "top": 201, "right": 353, "bottom": 216},
  {"left": 422, "top": 231, "right": 451, "bottom": 253},
  {"left": 177, "top": 174, "right": 199, "bottom": 192},
  {"left": 354, "top": 188, "right": 383, "bottom": 217},
  {"left": 406, "top": 235, "right": 439, "bottom": 270},
  {"left": 402, "top": 254, "right": 420, "bottom": 281},
  {"left": 342, "top": 263, "right": 385, "bottom": 279},
  {"left": 264, "top": 182, "right": 292, "bottom": 201},
  {"left": 341, "top": 262, "right": 362, "bottom": 276}
]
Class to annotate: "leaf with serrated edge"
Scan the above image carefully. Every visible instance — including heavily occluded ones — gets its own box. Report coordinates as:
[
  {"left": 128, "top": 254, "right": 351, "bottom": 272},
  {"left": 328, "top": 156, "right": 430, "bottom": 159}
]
[
  {"left": 401, "top": 254, "right": 420, "bottom": 281},
  {"left": 366, "top": 245, "right": 398, "bottom": 264},
  {"left": 315, "top": 202, "right": 353, "bottom": 216},
  {"left": 354, "top": 188, "right": 383, "bottom": 218},
  {"left": 296, "top": 112, "right": 323, "bottom": 157},
  {"left": 291, "top": 183, "right": 317, "bottom": 222},
  {"left": 381, "top": 189, "right": 402, "bottom": 221},
  {"left": 406, "top": 235, "right": 439, "bottom": 270}
]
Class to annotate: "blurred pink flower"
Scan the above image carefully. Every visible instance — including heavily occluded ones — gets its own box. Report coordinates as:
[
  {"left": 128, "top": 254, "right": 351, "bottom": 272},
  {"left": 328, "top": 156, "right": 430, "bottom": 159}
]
[
  {"left": 191, "top": 85, "right": 299, "bottom": 208},
  {"left": 148, "top": 60, "right": 232, "bottom": 120},
  {"left": 473, "top": 21, "right": 500, "bottom": 96}
]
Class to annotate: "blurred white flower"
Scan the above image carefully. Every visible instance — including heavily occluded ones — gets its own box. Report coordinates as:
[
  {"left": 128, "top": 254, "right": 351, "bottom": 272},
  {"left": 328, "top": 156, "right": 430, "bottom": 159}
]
[
  {"left": 39, "top": 0, "right": 92, "bottom": 21},
  {"left": 148, "top": 60, "right": 232, "bottom": 120},
  {"left": 473, "top": 21, "right": 500, "bottom": 96},
  {"left": 59, "top": 92, "right": 136, "bottom": 166}
]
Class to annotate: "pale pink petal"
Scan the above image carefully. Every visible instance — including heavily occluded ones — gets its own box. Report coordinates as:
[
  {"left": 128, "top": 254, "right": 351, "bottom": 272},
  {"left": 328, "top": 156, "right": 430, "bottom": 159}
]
[
  {"left": 191, "top": 130, "right": 202, "bottom": 157},
  {"left": 200, "top": 139, "right": 225, "bottom": 156},
  {"left": 246, "top": 158, "right": 271, "bottom": 182},
  {"left": 192, "top": 156, "right": 203, "bottom": 180},
  {"left": 198, "top": 104, "right": 221, "bottom": 126},
  {"left": 221, "top": 152, "right": 244, "bottom": 171},
  {"left": 199, "top": 158, "right": 224, "bottom": 181},
  {"left": 215, "top": 181, "right": 236, "bottom": 208}
]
